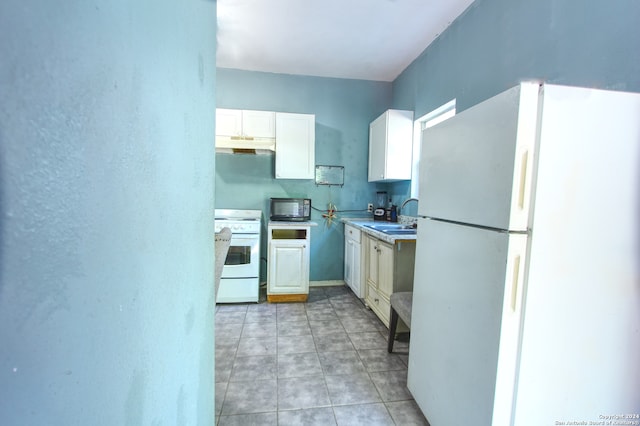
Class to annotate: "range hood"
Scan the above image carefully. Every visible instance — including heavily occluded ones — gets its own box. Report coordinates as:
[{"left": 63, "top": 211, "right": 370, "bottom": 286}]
[{"left": 215, "top": 135, "right": 275, "bottom": 154}]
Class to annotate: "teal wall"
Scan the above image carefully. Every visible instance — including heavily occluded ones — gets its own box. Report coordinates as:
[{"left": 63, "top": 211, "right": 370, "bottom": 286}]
[
  {"left": 387, "top": 0, "right": 640, "bottom": 200},
  {"left": 217, "top": 0, "right": 640, "bottom": 283},
  {"left": 216, "top": 69, "right": 391, "bottom": 281},
  {"left": 0, "top": 1, "right": 217, "bottom": 424}
]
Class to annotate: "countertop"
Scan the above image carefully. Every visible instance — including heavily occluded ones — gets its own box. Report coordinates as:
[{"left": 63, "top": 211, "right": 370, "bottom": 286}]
[{"left": 341, "top": 217, "right": 417, "bottom": 244}]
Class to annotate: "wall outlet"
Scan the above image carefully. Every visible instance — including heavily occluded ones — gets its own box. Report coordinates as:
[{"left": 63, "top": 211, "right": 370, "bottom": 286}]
[{"left": 367, "top": 203, "right": 374, "bottom": 213}]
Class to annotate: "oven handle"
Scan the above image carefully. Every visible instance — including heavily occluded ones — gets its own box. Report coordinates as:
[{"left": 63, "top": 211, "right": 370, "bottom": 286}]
[{"left": 228, "top": 235, "right": 260, "bottom": 243}]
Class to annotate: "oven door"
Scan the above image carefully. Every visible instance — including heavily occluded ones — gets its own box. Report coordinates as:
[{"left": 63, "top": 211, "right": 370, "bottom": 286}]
[{"left": 222, "top": 235, "right": 260, "bottom": 278}]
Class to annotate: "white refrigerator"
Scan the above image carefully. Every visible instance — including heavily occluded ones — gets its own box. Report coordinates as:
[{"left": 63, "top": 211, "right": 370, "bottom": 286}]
[{"left": 407, "top": 82, "right": 640, "bottom": 425}]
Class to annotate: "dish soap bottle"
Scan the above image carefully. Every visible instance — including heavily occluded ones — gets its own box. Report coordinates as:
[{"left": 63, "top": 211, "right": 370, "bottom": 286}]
[{"left": 390, "top": 204, "right": 398, "bottom": 222}]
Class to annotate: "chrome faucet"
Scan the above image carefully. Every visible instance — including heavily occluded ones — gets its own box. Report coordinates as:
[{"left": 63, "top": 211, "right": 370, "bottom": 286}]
[{"left": 400, "top": 198, "right": 419, "bottom": 216}]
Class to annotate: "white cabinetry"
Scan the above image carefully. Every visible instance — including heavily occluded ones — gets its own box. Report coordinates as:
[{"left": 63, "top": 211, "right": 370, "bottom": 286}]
[
  {"left": 275, "top": 112, "right": 315, "bottom": 179},
  {"left": 267, "top": 223, "right": 312, "bottom": 302},
  {"left": 368, "top": 109, "right": 414, "bottom": 182},
  {"left": 363, "top": 233, "right": 415, "bottom": 326},
  {"left": 216, "top": 109, "right": 275, "bottom": 139},
  {"left": 215, "top": 109, "right": 315, "bottom": 178},
  {"left": 344, "top": 224, "right": 364, "bottom": 298},
  {"left": 216, "top": 109, "right": 276, "bottom": 150}
]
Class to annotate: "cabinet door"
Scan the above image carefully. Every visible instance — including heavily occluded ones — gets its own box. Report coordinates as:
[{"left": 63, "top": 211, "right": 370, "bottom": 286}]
[
  {"left": 364, "top": 235, "right": 393, "bottom": 325},
  {"left": 365, "top": 235, "right": 380, "bottom": 289},
  {"left": 352, "top": 240, "right": 362, "bottom": 297},
  {"left": 268, "top": 239, "right": 309, "bottom": 294},
  {"left": 368, "top": 109, "right": 413, "bottom": 182},
  {"left": 363, "top": 235, "right": 373, "bottom": 304},
  {"left": 344, "top": 238, "right": 354, "bottom": 286},
  {"left": 377, "top": 241, "right": 394, "bottom": 297},
  {"left": 243, "top": 110, "right": 275, "bottom": 138},
  {"left": 216, "top": 109, "right": 242, "bottom": 137},
  {"left": 385, "top": 110, "right": 413, "bottom": 180},
  {"left": 344, "top": 238, "right": 361, "bottom": 294},
  {"left": 368, "top": 114, "right": 386, "bottom": 181},
  {"left": 275, "top": 113, "right": 315, "bottom": 179}
]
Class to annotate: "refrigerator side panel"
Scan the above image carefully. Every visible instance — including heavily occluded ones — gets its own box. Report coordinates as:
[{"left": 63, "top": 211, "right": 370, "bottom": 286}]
[
  {"left": 408, "top": 218, "right": 510, "bottom": 425},
  {"left": 513, "top": 87, "right": 640, "bottom": 423},
  {"left": 417, "top": 83, "right": 539, "bottom": 232}
]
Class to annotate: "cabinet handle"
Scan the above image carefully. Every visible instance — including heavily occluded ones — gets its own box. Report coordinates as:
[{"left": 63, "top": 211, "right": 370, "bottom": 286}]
[{"left": 374, "top": 298, "right": 379, "bottom": 303}]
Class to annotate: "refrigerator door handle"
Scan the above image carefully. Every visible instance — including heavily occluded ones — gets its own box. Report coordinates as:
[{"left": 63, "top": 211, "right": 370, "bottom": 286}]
[
  {"left": 508, "top": 143, "right": 534, "bottom": 231},
  {"left": 509, "top": 254, "right": 522, "bottom": 312},
  {"left": 509, "top": 82, "right": 540, "bottom": 231},
  {"left": 517, "top": 151, "right": 528, "bottom": 210},
  {"left": 505, "top": 235, "right": 527, "bottom": 317}
]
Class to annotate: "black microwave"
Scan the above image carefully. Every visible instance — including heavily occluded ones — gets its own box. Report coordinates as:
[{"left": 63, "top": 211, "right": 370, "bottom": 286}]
[{"left": 270, "top": 198, "right": 311, "bottom": 221}]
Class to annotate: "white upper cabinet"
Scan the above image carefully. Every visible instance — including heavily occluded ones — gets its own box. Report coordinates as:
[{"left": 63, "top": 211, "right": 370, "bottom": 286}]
[
  {"left": 216, "top": 109, "right": 275, "bottom": 138},
  {"left": 275, "top": 112, "right": 315, "bottom": 179},
  {"left": 368, "top": 109, "right": 414, "bottom": 182},
  {"left": 216, "top": 109, "right": 276, "bottom": 150},
  {"left": 216, "top": 109, "right": 243, "bottom": 137},
  {"left": 241, "top": 110, "right": 276, "bottom": 138}
]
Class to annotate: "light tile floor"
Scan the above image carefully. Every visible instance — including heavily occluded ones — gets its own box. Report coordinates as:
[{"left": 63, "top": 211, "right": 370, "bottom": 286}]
[{"left": 215, "top": 285, "right": 429, "bottom": 425}]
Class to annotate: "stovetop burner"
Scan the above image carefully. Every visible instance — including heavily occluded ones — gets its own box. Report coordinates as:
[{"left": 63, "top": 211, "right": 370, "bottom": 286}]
[
  {"left": 215, "top": 209, "right": 262, "bottom": 233},
  {"left": 215, "top": 209, "right": 262, "bottom": 221}
]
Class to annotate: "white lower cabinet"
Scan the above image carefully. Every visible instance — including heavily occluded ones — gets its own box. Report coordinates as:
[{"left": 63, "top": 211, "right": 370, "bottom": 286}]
[
  {"left": 363, "top": 233, "right": 416, "bottom": 327},
  {"left": 267, "top": 223, "right": 311, "bottom": 302},
  {"left": 344, "top": 224, "right": 364, "bottom": 298}
]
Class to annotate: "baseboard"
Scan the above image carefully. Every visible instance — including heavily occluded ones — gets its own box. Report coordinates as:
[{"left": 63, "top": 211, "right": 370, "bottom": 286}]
[
  {"left": 267, "top": 293, "right": 308, "bottom": 303},
  {"left": 310, "top": 280, "right": 346, "bottom": 287}
]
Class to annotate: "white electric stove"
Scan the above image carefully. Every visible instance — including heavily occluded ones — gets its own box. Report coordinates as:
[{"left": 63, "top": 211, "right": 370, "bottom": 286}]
[{"left": 215, "top": 209, "right": 262, "bottom": 303}]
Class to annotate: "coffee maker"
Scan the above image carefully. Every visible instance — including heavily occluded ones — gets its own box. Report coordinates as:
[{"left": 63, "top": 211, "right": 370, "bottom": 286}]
[{"left": 373, "top": 191, "right": 387, "bottom": 221}]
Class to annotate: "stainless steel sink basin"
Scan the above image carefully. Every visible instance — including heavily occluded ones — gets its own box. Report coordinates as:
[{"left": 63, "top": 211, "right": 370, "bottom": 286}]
[
  {"left": 362, "top": 223, "right": 416, "bottom": 235},
  {"left": 382, "top": 229, "right": 417, "bottom": 235},
  {"left": 364, "top": 223, "right": 410, "bottom": 230}
]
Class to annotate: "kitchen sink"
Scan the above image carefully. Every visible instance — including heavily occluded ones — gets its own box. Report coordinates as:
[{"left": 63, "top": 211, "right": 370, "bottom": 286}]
[
  {"left": 362, "top": 223, "right": 417, "bottom": 235},
  {"left": 382, "top": 229, "right": 417, "bottom": 235},
  {"left": 363, "top": 223, "right": 410, "bottom": 230}
]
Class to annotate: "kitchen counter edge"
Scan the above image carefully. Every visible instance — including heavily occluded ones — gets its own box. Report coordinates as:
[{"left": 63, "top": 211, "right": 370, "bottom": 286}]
[{"left": 340, "top": 218, "right": 416, "bottom": 244}]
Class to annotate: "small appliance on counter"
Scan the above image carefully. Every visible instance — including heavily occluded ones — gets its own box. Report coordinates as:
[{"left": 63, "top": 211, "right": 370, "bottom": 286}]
[
  {"left": 373, "top": 191, "right": 398, "bottom": 222},
  {"left": 373, "top": 191, "right": 387, "bottom": 221},
  {"left": 270, "top": 198, "right": 311, "bottom": 221}
]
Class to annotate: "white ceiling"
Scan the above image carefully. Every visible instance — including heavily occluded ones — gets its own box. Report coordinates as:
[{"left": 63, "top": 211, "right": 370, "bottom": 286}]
[{"left": 217, "top": 0, "right": 475, "bottom": 82}]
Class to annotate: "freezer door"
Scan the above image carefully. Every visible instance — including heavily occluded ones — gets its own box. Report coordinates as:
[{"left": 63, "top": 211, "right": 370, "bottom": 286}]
[
  {"left": 408, "top": 218, "right": 528, "bottom": 426},
  {"left": 418, "top": 82, "right": 540, "bottom": 232}
]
